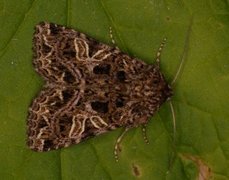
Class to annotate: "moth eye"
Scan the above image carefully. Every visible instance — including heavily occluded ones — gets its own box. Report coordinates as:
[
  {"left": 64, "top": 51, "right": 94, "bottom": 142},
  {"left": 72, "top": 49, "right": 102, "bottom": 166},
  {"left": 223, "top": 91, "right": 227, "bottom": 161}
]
[
  {"left": 93, "top": 64, "right": 111, "bottom": 74},
  {"left": 116, "top": 71, "right": 126, "bottom": 81},
  {"left": 115, "top": 97, "right": 125, "bottom": 107},
  {"left": 91, "top": 101, "right": 109, "bottom": 113}
]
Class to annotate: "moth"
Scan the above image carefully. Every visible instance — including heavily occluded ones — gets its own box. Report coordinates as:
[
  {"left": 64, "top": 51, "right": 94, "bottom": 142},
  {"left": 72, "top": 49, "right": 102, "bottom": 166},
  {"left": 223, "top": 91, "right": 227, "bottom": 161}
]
[{"left": 27, "top": 22, "right": 176, "bottom": 161}]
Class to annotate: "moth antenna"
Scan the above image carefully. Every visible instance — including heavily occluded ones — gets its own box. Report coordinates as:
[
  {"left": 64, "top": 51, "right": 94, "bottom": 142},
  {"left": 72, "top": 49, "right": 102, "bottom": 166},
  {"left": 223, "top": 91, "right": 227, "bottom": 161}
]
[
  {"left": 171, "top": 15, "right": 193, "bottom": 85},
  {"left": 114, "top": 127, "right": 130, "bottom": 162},
  {"left": 169, "top": 100, "right": 176, "bottom": 141},
  {"left": 168, "top": 16, "right": 193, "bottom": 146},
  {"left": 141, "top": 125, "right": 149, "bottom": 144},
  {"left": 155, "top": 38, "right": 167, "bottom": 66},
  {"left": 171, "top": 45, "right": 186, "bottom": 85}
]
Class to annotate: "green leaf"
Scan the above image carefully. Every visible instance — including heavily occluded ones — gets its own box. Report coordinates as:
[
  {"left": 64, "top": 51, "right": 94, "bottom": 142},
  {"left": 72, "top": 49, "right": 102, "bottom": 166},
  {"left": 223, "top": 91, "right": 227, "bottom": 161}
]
[{"left": 0, "top": 0, "right": 228, "bottom": 179}]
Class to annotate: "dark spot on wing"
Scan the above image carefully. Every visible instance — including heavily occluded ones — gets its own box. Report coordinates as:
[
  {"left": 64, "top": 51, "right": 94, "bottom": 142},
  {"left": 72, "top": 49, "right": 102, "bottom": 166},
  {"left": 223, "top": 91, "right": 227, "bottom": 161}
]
[
  {"left": 93, "top": 64, "right": 111, "bottom": 75},
  {"left": 116, "top": 70, "right": 126, "bottom": 82},
  {"left": 91, "top": 101, "right": 109, "bottom": 113}
]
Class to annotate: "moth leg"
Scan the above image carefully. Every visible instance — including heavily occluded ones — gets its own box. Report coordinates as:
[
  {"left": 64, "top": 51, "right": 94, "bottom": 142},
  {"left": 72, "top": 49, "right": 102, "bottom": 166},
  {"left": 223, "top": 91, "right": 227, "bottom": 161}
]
[
  {"left": 155, "top": 38, "right": 167, "bottom": 66},
  {"left": 109, "top": 27, "right": 116, "bottom": 46},
  {"left": 114, "top": 127, "right": 130, "bottom": 162},
  {"left": 141, "top": 124, "right": 149, "bottom": 144}
]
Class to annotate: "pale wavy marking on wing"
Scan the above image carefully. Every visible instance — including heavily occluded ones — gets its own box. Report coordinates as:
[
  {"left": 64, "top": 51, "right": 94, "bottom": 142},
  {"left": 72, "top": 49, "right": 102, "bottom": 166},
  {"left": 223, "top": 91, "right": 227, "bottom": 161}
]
[
  {"left": 74, "top": 38, "right": 90, "bottom": 61},
  {"left": 68, "top": 113, "right": 109, "bottom": 138},
  {"left": 90, "top": 115, "right": 108, "bottom": 128},
  {"left": 68, "top": 114, "right": 87, "bottom": 138},
  {"left": 91, "top": 48, "right": 112, "bottom": 61}
]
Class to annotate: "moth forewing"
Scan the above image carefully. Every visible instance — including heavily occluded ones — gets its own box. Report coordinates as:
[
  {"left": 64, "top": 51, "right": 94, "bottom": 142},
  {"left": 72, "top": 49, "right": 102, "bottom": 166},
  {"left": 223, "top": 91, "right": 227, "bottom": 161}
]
[{"left": 27, "top": 22, "right": 178, "bottom": 162}]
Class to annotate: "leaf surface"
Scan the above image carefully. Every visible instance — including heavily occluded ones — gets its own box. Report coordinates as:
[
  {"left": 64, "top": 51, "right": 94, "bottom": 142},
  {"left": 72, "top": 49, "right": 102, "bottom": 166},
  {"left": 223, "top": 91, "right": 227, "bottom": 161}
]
[{"left": 0, "top": 0, "right": 228, "bottom": 179}]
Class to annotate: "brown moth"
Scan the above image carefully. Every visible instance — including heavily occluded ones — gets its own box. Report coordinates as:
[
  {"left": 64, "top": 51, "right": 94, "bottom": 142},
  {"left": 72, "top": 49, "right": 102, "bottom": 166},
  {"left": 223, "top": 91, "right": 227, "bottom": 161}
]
[{"left": 27, "top": 22, "right": 174, "bottom": 161}]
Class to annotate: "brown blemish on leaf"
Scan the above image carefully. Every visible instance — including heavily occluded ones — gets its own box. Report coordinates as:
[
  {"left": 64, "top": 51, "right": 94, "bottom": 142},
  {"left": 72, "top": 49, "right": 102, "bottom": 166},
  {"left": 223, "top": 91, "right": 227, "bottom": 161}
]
[
  {"left": 180, "top": 154, "right": 212, "bottom": 180},
  {"left": 166, "top": 16, "right": 171, "bottom": 21},
  {"left": 132, "top": 163, "right": 141, "bottom": 177}
]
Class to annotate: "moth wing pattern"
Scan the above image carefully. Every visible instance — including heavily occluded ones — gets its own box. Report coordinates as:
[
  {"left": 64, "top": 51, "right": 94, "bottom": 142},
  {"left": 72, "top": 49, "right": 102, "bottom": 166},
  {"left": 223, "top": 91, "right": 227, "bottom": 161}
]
[{"left": 27, "top": 22, "right": 173, "bottom": 152}]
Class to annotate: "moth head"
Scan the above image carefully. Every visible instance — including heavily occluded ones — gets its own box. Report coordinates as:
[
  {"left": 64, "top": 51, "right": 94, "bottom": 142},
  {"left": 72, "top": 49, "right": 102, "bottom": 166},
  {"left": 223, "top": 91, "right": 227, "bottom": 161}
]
[
  {"left": 163, "top": 83, "right": 173, "bottom": 101},
  {"left": 157, "top": 75, "right": 173, "bottom": 103},
  {"left": 149, "top": 65, "right": 173, "bottom": 103}
]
